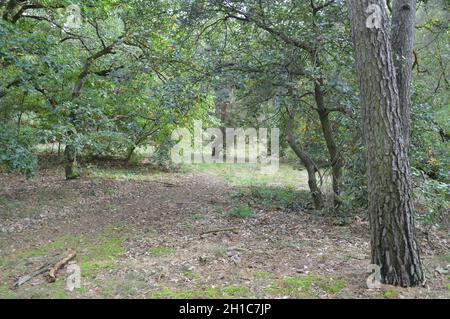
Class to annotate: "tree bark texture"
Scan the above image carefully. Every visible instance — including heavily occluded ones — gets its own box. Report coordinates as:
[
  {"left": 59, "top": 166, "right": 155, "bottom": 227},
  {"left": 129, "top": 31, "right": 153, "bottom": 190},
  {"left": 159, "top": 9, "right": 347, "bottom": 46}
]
[{"left": 348, "top": 0, "right": 423, "bottom": 287}]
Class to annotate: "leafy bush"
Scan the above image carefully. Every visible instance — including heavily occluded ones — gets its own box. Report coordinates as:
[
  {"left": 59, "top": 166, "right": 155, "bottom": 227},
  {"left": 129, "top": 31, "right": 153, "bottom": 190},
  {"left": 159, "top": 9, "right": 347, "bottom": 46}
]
[
  {"left": 412, "top": 168, "right": 449, "bottom": 226},
  {"left": 83, "top": 131, "right": 133, "bottom": 159},
  {"left": 0, "top": 123, "right": 37, "bottom": 177},
  {"left": 411, "top": 103, "right": 449, "bottom": 183}
]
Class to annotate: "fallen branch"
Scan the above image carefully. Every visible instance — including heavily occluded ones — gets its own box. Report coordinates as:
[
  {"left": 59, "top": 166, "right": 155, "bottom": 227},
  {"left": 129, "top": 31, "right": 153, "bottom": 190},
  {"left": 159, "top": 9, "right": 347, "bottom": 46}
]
[
  {"left": 200, "top": 228, "right": 238, "bottom": 236},
  {"left": 47, "top": 252, "right": 77, "bottom": 283},
  {"left": 144, "top": 180, "right": 177, "bottom": 187},
  {"left": 13, "top": 263, "right": 53, "bottom": 288}
]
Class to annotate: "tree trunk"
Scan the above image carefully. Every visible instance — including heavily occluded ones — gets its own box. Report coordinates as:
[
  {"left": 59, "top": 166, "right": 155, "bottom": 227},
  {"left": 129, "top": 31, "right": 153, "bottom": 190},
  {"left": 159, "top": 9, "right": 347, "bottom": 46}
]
[
  {"left": 64, "top": 108, "right": 79, "bottom": 180},
  {"left": 126, "top": 145, "right": 136, "bottom": 163},
  {"left": 314, "top": 79, "right": 343, "bottom": 209},
  {"left": 348, "top": 0, "right": 423, "bottom": 287},
  {"left": 64, "top": 143, "right": 79, "bottom": 180},
  {"left": 310, "top": 6, "right": 343, "bottom": 210},
  {"left": 286, "top": 112, "right": 324, "bottom": 210},
  {"left": 391, "top": 0, "right": 416, "bottom": 147},
  {"left": 215, "top": 101, "right": 228, "bottom": 160}
]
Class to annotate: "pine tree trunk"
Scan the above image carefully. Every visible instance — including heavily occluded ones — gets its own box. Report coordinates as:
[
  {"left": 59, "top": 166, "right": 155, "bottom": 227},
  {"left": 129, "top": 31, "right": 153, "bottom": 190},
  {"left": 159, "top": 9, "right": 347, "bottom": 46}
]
[
  {"left": 348, "top": 0, "right": 423, "bottom": 287},
  {"left": 391, "top": 0, "right": 416, "bottom": 147}
]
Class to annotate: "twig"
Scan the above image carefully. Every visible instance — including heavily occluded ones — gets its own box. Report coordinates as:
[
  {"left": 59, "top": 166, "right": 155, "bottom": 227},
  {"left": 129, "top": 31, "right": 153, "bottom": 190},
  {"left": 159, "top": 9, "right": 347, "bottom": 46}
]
[
  {"left": 47, "top": 252, "right": 77, "bottom": 283},
  {"left": 13, "top": 264, "right": 53, "bottom": 288},
  {"left": 145, "top": 180, "right": 177, "bottom": 187},
  {"left": 200, "top": 228, "right": 238, "bottom": 236}
]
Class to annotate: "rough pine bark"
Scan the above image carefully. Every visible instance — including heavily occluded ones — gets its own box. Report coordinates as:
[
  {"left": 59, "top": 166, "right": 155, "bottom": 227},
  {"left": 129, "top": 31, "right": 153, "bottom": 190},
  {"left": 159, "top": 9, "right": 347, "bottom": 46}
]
[
  {"left": 391, "top": 0, "right": 417, "bottom": 147},
  {"left": 348, "top": 0, "right": 424, "bottom": 287}
]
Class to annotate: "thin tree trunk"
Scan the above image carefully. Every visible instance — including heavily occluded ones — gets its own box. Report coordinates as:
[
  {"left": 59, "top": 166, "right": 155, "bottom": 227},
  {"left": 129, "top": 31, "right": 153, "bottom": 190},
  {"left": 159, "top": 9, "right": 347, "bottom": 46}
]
[
  {"left": 216, "top": 102, "right": 227, "bottom": 160},
  {"left": 310, "top": 4, "right": 343, "bottom": 210},
  {"left": 286, "top": 111, "right": 323, "bottom": 210},
  {"left": 348, "top": 0, "right": 423, "bottom": 287},
  {"left": 314, "top": 79, "right": 343, "bottom": 209},
  {"left": 126, "top": 146, "right": 136, "bottom": 162}
]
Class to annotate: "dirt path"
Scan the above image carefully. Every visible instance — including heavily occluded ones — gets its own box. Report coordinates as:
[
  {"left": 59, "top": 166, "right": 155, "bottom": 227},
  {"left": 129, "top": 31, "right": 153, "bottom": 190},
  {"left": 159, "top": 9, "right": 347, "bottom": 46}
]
[{"left": 0, "top": 167, "right": 448, "bottom": 299}]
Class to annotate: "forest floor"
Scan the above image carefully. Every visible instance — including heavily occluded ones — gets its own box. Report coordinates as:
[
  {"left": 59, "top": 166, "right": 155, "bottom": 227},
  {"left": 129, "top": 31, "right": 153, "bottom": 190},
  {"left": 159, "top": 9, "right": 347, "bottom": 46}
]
[{"left": 0, "top": 160, "right": 448, "bottom": 299}]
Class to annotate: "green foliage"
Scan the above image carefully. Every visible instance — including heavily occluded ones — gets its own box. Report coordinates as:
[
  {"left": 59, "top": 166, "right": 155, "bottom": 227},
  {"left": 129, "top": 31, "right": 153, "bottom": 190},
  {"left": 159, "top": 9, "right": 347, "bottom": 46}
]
[
  {"left": 84, "top": 131, "right": 132, "bottom": 159},
  {"left": 0, "top": 0, "right": 216, "bottom": 175},
  {"left": 412, "top": 168, "right": 450, "bottom": 226},
  {"left": 227, "top": 204, "right": 255, "bottom": 219},
  {"left": 411, "top": 103, "right": 449, "bottom": 183},
  {"left": 339, "top": 145, "right": 368, "bottom": 213},
  {"left": 0, "top": 123, "right": 37, "bottom": 177}
]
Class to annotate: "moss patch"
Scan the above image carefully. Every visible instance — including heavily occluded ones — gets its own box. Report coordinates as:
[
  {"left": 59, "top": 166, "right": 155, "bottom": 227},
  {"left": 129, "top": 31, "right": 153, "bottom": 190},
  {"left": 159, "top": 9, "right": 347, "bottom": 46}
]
[
  {"left": 79, "top": 227, "right": 127, "bottom": 278},
  {"left": 148, "top": 246, "right": 176, "bottom": 258},
  {"left": 266, "top": 275, "right": 346, "bottom": 298},
  {"left": 383, "top": 289, "right": 400, "bottom": 299},
  {"left": 148, "top": 287, "right": 197, "bottom": 299}
]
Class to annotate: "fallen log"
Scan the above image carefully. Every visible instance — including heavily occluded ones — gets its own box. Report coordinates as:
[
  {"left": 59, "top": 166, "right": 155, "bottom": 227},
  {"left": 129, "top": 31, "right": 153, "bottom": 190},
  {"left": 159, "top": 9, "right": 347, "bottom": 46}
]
[{"left": 47, "top": 252, "right": 77, "bottom": 283}]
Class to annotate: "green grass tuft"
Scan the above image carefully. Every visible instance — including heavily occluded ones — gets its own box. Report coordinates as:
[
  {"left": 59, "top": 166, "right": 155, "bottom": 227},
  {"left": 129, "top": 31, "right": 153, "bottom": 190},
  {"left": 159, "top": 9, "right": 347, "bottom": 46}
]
[
  {"left": 148, "top": 246, "right": 176, "bottom": 258},
  {"left": 227, "top": 205, "right": 255, "bottom": 219},
  {"left": 383, "top": 289, "right": 400, "bottom": 299},
  {"left": 266, "top": 275, "right": 346, "bottom": 298}
]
